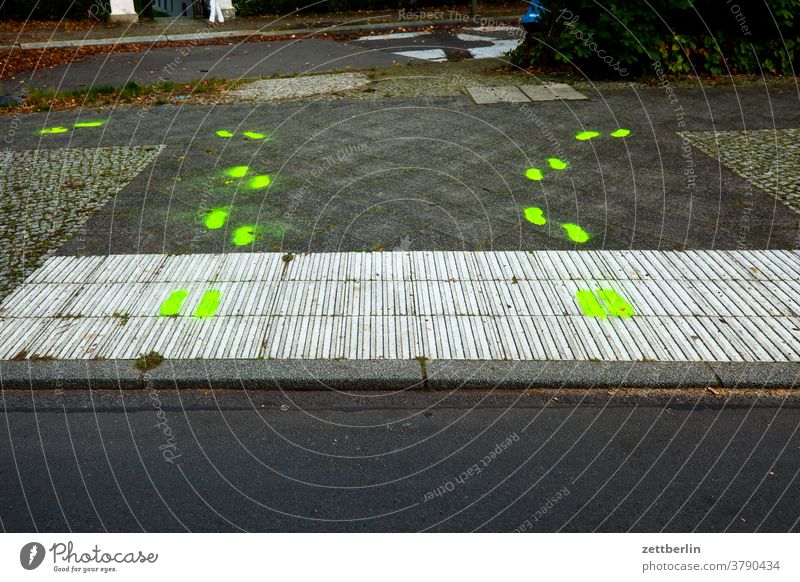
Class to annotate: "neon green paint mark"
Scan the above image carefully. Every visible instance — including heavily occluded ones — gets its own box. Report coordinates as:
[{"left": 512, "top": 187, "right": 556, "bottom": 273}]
[
  {"left": 610, "top": 128, "right": 631, "bottom": 138},
  {"left": 596, "top": 289, "right": 634, "bottom": 317},
  {"left": 204, "top": 208, "right": 228, "bottom": 229},
  {"left": 561, "top": 223, "right": 590, "bottom": 243},
  {"left": 225, "top": 165, "right": 249, "bottom": 178},
  {"left": 39, "top": 127, "right": 69, "bottom": 135},
  {"left": 576, "top": 290, "right": 607, "bottom": 319},
  {"left": 216, "top": 130, "right": 234, "bottom": 138},
  {"left": 547, "top": 157, "right": 568, "bottom": 170},
  {"left": 243, "top": 131, "right": 267, "bottom": 140},
  {"left": 576, "top": 131, "right": 600, "bottom": 141},
  {"left": 248, "top": 175, "right": 271, "bottom": 189},
  {"left": 160, "top": 290, "right": 189, "bottom": 317},
  {"left": 523, "top": 207, "right": 547, "bottom": 225},
  {"left": 232, "top": 225, "right": 257, "bottom": 246},
  {"left": 73, "top": 120, "right": 105, "bottom": 128},
  {"left": 525, "top": 167, "right": 544, "bottom": 181},
  {"left": 194, "top": 290, "right": 221, "bottom": 318}
]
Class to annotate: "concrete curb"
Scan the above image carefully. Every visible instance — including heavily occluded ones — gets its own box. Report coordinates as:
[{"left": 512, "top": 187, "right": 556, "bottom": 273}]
[
  {"left": 0, "top": 359, "right": 797, "bottom": 390},
  {"left": 6, "top": 17, "right": 520, "bottom": 51}
]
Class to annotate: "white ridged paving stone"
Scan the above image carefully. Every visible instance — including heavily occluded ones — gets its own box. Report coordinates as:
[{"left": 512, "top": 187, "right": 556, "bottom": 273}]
[{"left": 0, "top": 251, "right": 798, "bottom": 362}]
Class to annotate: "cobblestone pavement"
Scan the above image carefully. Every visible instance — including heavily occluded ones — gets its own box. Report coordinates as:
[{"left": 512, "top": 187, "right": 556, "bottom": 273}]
[
  {"left": 680, "top": 128, "right": 800, "bottom": 213},
  {"left": 0, "top": 145, "right": 164, "bottom": 299},
  {"left": 226, "top": 72, "right": 370, "bottom": 103}
]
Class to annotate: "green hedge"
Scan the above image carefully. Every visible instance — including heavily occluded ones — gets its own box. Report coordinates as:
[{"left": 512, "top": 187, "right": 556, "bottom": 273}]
[
  {"left": 510, "top": 0, "right": 798, "bottom": 77},
  {"left": 0, "top": 1, "right": 111, "bottom": 21}
]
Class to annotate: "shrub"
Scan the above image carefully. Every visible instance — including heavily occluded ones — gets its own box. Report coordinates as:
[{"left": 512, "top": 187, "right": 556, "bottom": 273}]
[
  {"left": 0, "top": 1, "right": 111, "bottom": 21},
  {"left": 510, "top": 0, "right": 798, "bottom": 77}
]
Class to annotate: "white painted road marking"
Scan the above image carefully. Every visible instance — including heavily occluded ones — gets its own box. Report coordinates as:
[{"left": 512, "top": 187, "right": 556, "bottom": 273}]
[
  {"left": 356, "top": 32, "right": 431, "bottom": 41},
  {"left": 391, "top": 49, "right": 448, "bottom": 62},
  {"left": 0, "top": 251, "right": 798, "bottom": 361}
]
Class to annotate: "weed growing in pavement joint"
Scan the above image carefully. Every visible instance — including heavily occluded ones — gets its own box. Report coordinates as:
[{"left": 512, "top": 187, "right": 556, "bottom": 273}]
[{"left": 134, "top": 351, "right": 165, "bottom": 373}]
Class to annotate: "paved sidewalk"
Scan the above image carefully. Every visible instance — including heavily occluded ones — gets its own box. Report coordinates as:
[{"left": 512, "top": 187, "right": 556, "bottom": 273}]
[
  {"left": 0, "top": 250, "right": 798, "bottom": 389},
  {"left": 0, "top": 81, "right": 797, "bottom": 390},
  {"left": 2, "top": 249, "right": 799, "bottom": 363},
  {"left": 0, "top": 9, "right": 520, "bottom": 49}
]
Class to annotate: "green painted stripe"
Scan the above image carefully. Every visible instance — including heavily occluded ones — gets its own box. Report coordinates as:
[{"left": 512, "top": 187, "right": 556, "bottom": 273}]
[
  {"left": 547, "top": 157, "right": 568, "bottom": 170},
  {"left": 194, "top": 290, "right": 221, "bottom": 318},
  {"left": 243, "top": 131, "right": 267, "bottom": 140},
  {"left": 39, "top": 127, "right": 69, "bottom": 135},
  {"left": 73, "top": 120, "right": 105, "bottom": 128},
  {"left": 610, "top": 128, "right": 631, "bottom": 138},
  {"left": 576, "top": 290, "right": 607, "bottom": 318},
  {"left": 596, "top": 289, "right": 634, "bottom": 317},
  {"left": 216, "top": 130, "right": 234, "bottom": 138},
  {"left": 160, "top": 290, "right": 188, "bottom": 316}
]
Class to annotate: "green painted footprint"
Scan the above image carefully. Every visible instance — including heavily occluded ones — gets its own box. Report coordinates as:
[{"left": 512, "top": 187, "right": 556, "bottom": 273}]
[
  {"left": 525, "top": 167, "right": 544, "bottom": 181},
  {"left": 204, "top": 208, "right": 229, "bottom": 230},
  {"left": 547, "top": 157, "right": 568, "bottom": 170},
  {"left": 561, "top": 223, "right": 590, "bottom": 243},
  {"left": 524, "top": 207, "right": 547, "bottom": 225}
]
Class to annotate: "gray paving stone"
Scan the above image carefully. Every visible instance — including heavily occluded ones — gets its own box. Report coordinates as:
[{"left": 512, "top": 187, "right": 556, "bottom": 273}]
[
  {"left": 0, "top": 145, "right": 164, "bottom": 299},
  {"left": 519, "top": 85, "right": 558, "bottom": 101},
  {"left": 679, "top": 128, "right": 800, "bottom": 213},
  {"left": 545, "top": 83, "right": 588, "bottom": 100},
  {"left": 466, "top": 85, "right": 530, "bottom": 104}
]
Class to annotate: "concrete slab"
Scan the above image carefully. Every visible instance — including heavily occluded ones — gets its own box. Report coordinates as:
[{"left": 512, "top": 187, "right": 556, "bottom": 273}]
[
  {"left": 546, "top": 83, "right": 589, "bottom": 100},
  {"left": 466, "top": 85, "right": 529, "bottom": 104},
  {"left": 519, "top": 85, "right": 558, "bottom": 101}
]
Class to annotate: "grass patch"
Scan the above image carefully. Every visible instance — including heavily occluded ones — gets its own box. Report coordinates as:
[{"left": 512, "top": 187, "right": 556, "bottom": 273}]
[
  {"left": 119, "top": 81, "right": 142, "bottom": 98},
  {"left": 4, "top": 77, "right": 238, "bottom": 114}
]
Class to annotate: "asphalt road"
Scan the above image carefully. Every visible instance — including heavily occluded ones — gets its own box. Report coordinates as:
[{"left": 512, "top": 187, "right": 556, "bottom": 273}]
[
  {"left": 1, "top": 390, "right": 798, "bottom": 532},
  {"left": 7, "top": 28, "right": 520, "bottom": 92}
]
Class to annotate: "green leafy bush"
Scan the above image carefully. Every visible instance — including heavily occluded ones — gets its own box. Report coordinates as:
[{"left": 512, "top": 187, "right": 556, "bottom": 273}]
[
  {"left": 510, "top": 0, "right": 798, "bottom": 77},
  {"left": 0, "top": 1, "right": 111, "bottom": 21}
]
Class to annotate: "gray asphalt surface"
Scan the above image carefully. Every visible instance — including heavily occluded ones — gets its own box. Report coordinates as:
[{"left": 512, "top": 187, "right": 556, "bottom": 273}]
[
  {"left": 7, "top": 29, "right": 517, "bottom": 91},
  {"left": 1, "top": 390, "right": 798, "bottom": 532},
  {"left": 3, "top": 83, "right": 796, "bottom": 256}
]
